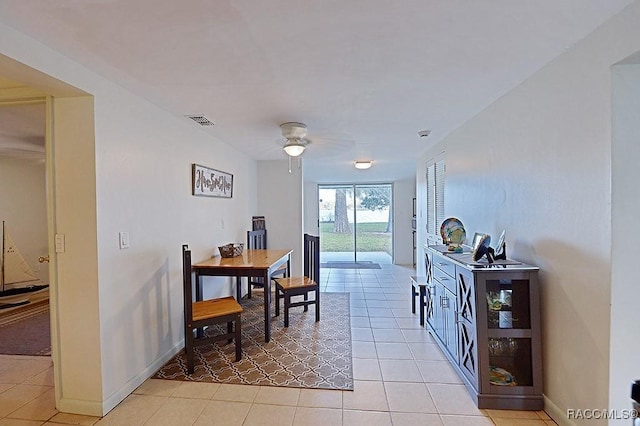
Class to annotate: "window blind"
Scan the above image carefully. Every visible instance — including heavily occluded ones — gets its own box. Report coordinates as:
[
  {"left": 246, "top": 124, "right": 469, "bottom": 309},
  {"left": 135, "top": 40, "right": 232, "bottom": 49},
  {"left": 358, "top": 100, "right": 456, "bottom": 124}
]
[{"left": 426, "top": 159, "right": 445, "bottom": 238}]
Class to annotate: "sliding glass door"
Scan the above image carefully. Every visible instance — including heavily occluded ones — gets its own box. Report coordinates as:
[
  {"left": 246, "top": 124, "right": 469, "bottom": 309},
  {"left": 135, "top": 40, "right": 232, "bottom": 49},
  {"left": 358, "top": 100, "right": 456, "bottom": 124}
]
[{"left": 318, "top": 183, "right": 392, "bottom": 265}]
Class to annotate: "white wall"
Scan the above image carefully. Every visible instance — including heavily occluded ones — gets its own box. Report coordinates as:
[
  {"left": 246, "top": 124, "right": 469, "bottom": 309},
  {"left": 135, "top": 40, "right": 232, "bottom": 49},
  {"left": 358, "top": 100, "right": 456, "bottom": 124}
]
[
  {"left": 610, "top": 63, "right": 640, "bottom": 425},
  {"left": 0, "top": 156, "right": 48, "bottom": 284},
  {"left": 416, "top": 3, "right": 640, "bottom": 425},
  {"left": 51, "top": 95, "right": 102, "bottom": 411},
  {"left": 392, "top": 179, "right": 415, "bottom": 266},
  {"left": 304, "top": 181, "right": 319, "bottom": 236},
  {"left": 257, "top": 160, "right": 303, "bottom": 275},
  {"left": 0, "top": 22, "right": 258, "bottom": 416},
  {"left": 92, "top": 85, "right": 258, "bottom": 412}
]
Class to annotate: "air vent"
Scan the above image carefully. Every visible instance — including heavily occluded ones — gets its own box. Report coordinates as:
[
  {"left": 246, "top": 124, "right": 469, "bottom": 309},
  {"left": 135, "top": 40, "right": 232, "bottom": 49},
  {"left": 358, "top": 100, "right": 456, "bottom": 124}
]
[{"left": 186, "top": 115, "right": 215, "bottom": 126}]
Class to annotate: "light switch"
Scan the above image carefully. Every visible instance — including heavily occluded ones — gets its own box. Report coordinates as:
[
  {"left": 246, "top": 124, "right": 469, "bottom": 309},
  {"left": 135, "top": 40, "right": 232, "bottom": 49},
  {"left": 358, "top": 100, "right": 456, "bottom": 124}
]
[
  {"left": 55, "top": 234, "right": 65, "bottom": 253},
  {"left": 119, "top": 232, "right": 130, "bottom": 249}
]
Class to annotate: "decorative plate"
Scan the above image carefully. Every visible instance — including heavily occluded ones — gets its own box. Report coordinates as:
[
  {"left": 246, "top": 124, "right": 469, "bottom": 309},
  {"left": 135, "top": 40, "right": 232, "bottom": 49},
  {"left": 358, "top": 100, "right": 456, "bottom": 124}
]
[
  {"left": 489, "top": 366, "right": 518, "bottom": 386},
  {"left": 440, "top": 217, "right": 466, "bottom": 245},
  {"left": 472, "top": 233, "right": 491, "bottom": 261}
]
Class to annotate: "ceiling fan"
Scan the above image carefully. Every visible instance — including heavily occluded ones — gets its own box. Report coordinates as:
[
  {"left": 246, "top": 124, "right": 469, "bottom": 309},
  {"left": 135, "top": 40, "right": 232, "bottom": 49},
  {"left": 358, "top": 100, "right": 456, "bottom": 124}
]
[
  {"left": 280, "top": 122, "right": 310, "bottom": 158},
  {"left": 267, "top": 121, "right": 356, "bottom": 173}
]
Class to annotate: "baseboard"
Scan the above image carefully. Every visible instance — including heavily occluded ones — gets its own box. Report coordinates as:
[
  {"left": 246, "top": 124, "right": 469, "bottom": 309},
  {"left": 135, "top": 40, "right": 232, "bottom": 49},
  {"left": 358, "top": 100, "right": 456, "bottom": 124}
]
[
  {"left": 56, "top": 396, "right": 104, "bottom": 417},
  {"left": 100, "top": 340, "right": 184, "bottom": 416},
  {"left": 544, "top": 394, "right": 576, "bottom": 426}
]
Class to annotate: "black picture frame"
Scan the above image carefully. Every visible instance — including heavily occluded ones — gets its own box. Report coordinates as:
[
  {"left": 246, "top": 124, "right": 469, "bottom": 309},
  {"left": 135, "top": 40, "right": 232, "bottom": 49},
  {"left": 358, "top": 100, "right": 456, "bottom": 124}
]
[{"left": 192, "top": 164, "right": 233, "bottom": 198}]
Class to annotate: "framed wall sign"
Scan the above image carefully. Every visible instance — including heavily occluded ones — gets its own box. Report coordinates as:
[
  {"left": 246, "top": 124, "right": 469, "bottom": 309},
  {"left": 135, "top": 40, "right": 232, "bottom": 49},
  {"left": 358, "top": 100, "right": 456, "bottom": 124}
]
[{"left": 192, "top": 164, "right": 233, "bottom": 198}]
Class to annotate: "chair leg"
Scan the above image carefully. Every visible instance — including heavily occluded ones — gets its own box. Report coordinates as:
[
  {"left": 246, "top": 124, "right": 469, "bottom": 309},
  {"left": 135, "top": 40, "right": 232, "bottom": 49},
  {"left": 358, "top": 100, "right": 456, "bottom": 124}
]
[
  {"left": 419, "top": 286, "right": 426, "bottom": 326},
  {"left": 275, "top": 287, "right": 280, "bottom": 317},
  {"left": 315, "top": 288, "right": 320, "bottom": 322},
  {"left": 235, "top": 316, "right": 242, "bottom": 362},
  {"left": 284, "top": 293, "right": 290, "bottom": 328},
  {"left": 185, "top": 328, "right": 195, "bottom": 375},
  {"left": 411, "top": 283, "right": 416, "bottom": 314},
  {"left": 247, "top": 279, "right": 252, "bottom": 299},
  {"left": 303, "top": 291, "right": 308, "bottom": 312}
]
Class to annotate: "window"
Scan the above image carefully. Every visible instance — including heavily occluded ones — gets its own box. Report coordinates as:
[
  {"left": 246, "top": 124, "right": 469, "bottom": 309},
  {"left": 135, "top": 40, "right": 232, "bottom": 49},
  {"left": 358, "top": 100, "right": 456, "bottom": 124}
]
[{"left": 426, "top": 159, "right": 445, "bottom": 240}]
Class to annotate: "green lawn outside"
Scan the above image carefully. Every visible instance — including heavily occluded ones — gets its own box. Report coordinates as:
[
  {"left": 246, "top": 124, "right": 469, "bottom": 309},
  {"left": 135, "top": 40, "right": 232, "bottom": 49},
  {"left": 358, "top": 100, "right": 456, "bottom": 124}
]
[{"left": 320, "top": 222, "right": 392, "bottom": 253}]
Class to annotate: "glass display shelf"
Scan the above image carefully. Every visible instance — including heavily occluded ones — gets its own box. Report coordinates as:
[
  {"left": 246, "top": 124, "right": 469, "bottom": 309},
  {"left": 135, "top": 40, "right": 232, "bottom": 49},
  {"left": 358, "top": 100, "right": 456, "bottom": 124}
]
[
  {"left": 488, "top": 337, "right": 533, "bottom": 387},
  {"left": 486, "top": 279, "right": 530, "bottom": 329}
]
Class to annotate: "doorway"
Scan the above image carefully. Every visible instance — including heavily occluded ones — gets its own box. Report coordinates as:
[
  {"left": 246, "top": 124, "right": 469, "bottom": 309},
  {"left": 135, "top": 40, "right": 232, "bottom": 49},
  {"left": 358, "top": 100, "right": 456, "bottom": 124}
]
[
  {"left": 318, "top": 183, "right": 393, "bottom": 266},
  {"left": 0, "top": 98, "right": 51, "bottom": 356}
]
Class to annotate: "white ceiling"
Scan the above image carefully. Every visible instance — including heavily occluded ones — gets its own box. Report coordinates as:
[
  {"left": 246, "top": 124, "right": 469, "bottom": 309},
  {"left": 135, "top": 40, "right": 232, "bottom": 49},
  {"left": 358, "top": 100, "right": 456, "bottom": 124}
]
[
  {"left": 0, "top": 0, "right": 634, "bottom": 181},
  {"left": 0, "top": 99, "right": 45, "bottom": 162}
]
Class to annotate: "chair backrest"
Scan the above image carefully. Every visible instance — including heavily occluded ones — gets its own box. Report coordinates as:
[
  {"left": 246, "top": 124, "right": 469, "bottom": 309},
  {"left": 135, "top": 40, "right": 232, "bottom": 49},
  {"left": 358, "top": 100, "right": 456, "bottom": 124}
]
[
  {"left": 303, "top": 234, "right": 320, "bottom": 283},
  {"left": 252, "top": 216, "right": 266, "bottom": 231},
  {"left": 182, "top": 244, "right": 193, "bottom": 319},
  {"left": 247, "top": 229, "right": 267, "bottom": 249}
]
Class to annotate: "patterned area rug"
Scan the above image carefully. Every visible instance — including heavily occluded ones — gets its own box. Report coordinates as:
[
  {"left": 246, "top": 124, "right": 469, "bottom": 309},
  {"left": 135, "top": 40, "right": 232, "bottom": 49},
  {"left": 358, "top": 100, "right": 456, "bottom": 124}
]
[
  {"left": 0, "top": 300, "right": 51, "bottom": 356},
  {"left": 154, "top": 292, "right": 353, "bottom": 390}
]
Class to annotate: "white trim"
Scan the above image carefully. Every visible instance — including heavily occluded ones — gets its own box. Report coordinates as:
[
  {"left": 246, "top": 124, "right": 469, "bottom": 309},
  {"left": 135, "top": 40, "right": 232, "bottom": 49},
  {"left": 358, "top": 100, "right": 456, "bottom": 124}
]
[
  {"left": 100, "top": 341, "right": 184, "bottom": 416},
  {"left": 544, "top": 394, "right": 575, "bottom": 426},
  {"left": 56, "top": 397, "right": 103, "bottom": 418}
]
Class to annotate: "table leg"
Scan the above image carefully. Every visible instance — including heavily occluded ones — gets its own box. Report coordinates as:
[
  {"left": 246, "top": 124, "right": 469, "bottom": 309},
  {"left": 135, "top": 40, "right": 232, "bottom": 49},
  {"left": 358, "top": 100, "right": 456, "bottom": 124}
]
[
  {"left": 236, "top": 276, "right": 242, "bottom": 301},
  {"left": 263, "top": 271, "right": 271, "bottom": 342}
]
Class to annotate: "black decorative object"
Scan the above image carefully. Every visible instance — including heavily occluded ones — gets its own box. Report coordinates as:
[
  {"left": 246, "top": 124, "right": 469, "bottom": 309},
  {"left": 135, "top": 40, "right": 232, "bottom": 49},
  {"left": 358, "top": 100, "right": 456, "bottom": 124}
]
[{"left": 472, "top": 233, "right": 492, "bottom": 262}]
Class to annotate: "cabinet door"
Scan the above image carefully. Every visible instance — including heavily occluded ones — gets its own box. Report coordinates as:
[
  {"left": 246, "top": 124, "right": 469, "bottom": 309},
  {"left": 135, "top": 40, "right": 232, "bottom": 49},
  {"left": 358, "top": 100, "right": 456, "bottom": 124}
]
[
  {"left": 457, "top": 267, "right": 476, "bottom": 325},
  {"left": 425, "top": 284, "right": 435, "bottom": 326},
  {"left": 425, "top": 251, "right": 433, "bottom": 284},
  {"left": 484, "top": 277, "right": 535, "bottom": 390},
  {"left": 442, "top": 286, "right": 458, "bottom": 359},
  {"left": 458, "top": 319, "right": 478, "bottom": 387},
  {"left": 430, "top": 282, "right": 444, "bottom": 344},
  {"left": 456, "top": 267, "right": 477, "bottom": 386}
]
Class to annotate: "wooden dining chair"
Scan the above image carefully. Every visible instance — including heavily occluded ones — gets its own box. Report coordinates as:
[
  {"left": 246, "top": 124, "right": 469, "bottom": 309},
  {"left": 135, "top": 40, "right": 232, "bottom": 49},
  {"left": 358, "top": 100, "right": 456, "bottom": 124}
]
[
  {"left": 252, "top": 215, "right": 266, "bottom": 231},
  {"left": 246, "top": 229, "right": 287, "bottom": 295},
  {"left": 274, "top": 234, "right": 320, "bottom": 327},
  {"left": 182, "top": 244, "right": 243, "bottom": 374}
]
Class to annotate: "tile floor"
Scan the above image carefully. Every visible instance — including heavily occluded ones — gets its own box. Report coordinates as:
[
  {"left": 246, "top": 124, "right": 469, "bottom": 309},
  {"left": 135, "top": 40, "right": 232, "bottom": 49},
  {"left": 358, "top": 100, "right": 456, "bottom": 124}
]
[{"left": 0, "top": 264, "right": 558, "bottom": 425}]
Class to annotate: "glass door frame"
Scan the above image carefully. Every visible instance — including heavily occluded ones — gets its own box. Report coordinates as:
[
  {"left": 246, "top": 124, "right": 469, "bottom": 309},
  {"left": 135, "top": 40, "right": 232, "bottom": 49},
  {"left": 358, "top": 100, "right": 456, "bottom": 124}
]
[{"left": 317, "top": 182, "right": 393, "bottom": 264}]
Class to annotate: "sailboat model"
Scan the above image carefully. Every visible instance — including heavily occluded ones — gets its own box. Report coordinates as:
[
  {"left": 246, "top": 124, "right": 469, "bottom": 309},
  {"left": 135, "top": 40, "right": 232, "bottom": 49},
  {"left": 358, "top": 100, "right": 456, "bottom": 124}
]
[{"left": 0, "top": 221, "right": 49, "bottom": 308}]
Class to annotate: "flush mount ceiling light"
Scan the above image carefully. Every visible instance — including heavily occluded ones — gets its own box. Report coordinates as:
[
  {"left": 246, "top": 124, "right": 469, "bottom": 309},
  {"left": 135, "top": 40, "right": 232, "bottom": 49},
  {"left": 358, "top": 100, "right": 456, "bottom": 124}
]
[{"left": 354, "top": 161, "right": 372, "bottom": 170}]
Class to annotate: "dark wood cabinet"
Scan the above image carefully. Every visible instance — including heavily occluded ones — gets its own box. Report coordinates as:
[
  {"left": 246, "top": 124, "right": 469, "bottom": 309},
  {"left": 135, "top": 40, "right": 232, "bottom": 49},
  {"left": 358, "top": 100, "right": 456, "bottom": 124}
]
[{"left": 424, "top": 245, "right": 543, "bottom": 410}]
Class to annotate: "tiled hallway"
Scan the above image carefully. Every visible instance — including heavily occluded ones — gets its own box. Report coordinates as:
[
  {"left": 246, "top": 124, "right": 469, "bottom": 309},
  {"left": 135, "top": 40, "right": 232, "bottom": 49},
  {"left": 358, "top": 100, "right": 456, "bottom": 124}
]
[{"left": 0, "top": 264, "right": 557, "bottom": 425}]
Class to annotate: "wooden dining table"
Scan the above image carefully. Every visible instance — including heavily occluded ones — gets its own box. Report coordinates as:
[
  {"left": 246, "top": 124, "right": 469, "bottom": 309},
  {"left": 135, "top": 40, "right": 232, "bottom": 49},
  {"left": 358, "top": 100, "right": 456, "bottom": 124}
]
[{"left": 192, "top": 248, "right": 292, "bottom": 342}]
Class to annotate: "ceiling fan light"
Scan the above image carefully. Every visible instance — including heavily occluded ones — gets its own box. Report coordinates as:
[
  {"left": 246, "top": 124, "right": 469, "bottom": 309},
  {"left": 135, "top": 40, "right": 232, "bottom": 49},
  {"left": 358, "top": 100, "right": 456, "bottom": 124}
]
[
  {"left": 283, "top": 140, "right": 306, "bottom": 157},
  {"left": 354, "top": 161, "right": 372, "bottom": 170}
]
